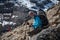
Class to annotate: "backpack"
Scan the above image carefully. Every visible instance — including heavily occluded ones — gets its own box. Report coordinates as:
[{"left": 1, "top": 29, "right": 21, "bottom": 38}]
[{"left": 37, "top": 11, "right": 49, "bottom": 26}]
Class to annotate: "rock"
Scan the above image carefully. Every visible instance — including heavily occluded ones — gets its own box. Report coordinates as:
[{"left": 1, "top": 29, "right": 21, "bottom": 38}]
[
  {"left": 46, "top": 4, "right": 60, "bottom": 26},
  {"left": 37, "top": 24, "right": 60, "bottom": 40},
  {"left": 37, "top": 4, "right": 60, "bottom": 40}
]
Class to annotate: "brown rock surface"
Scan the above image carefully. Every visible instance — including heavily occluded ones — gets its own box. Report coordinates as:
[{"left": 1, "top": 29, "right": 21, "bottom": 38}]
[{"left": 46, "top": 5, "right": 60, "bottom": 27}]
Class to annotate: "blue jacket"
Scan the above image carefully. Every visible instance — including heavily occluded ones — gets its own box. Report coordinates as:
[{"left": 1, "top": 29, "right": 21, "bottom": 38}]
[{"left": 32, "top": 15, "right": 42, "bottom": 29}]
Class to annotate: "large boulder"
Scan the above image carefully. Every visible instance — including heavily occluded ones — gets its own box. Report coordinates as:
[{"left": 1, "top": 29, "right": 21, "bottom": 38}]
[{"left": 37, "top": 24, "right": 60, "bottom": 40}]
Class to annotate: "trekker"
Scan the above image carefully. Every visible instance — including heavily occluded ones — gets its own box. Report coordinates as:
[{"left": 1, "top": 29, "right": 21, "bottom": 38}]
[
  {"left": 28, "top": 11, "right": 42, "bottom": 29},
  {"left": 27, "top": 11, "right": 49, "bottom": 36}
]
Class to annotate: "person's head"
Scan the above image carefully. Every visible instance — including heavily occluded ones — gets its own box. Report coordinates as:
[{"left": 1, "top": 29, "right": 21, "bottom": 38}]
[{"left": 28, "top": 11, "right": 35, "bottom": 17}]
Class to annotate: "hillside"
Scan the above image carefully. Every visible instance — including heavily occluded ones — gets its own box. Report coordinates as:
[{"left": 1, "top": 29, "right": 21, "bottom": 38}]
[{"left": 0, "top": 3, "right": 60, "bottom": 40}]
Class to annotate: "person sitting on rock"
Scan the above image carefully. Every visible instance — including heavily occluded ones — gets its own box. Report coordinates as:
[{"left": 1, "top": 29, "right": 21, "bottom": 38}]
[{"left": 27, "top": 11, "right": 49, "bottom": 36}]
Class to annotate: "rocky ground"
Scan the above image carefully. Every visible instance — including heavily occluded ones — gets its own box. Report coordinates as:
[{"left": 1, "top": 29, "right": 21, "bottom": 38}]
[
  {"left": 29, "top": 4, "right": 60, "bottom": 40},
  {"left": 0, "top": 4, "right": 60, "bottom": 40}
]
